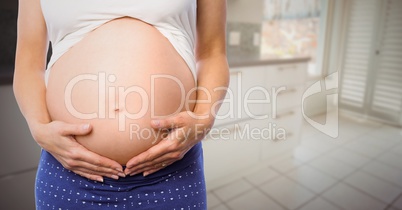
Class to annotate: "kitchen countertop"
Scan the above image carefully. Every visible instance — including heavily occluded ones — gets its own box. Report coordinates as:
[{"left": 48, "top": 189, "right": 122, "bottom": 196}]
[{"left": 228, "top": 54, "right": 311, "bottom": 68}]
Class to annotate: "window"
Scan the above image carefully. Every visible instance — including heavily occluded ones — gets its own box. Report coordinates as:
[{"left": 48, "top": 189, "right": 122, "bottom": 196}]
[{"left": 261, "top": 0, "right": 325, "bottom": 77}]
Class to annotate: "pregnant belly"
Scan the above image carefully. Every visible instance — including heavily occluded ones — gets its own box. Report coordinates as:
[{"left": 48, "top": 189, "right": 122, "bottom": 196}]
[{"left": 46, "top": 17, "right": 196, "bottom": 165}]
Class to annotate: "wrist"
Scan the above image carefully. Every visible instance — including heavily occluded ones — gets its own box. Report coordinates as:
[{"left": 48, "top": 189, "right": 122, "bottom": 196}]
[
  {"left": 27, "top": 119, "right": 49, "bottom": 144},
  {"left": 191, "top": 111, "right": 215, "bottom": 130}
]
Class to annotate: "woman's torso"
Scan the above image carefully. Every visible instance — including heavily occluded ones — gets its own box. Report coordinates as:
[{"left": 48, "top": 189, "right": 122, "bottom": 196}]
[{"left": 43, "top": 1, "right": 197, "bottom": 165}]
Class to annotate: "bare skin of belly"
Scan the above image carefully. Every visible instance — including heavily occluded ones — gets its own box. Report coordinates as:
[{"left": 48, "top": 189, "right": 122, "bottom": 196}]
[{"left": 46, "top": 17, "right": 196, "bottom": 165}]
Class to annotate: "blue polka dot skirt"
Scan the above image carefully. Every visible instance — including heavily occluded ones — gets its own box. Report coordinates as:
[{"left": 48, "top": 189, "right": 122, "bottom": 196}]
[{"left": 35, "top": 143, "right": 206, "bottom": 210}]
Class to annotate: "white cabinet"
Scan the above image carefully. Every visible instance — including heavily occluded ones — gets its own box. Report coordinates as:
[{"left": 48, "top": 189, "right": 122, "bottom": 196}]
[
  {"left": 260, "top": 62, "right": 307, "bottom": 160},
  {"left": 265, "top": 63, "right": 307, "bottom": 87},
  {"left": 214, "top": 62, "right": 307, "bottom": 126},
  {"left": 203, "top": 118, "right": 265, "bottom": 182},
  {"left": 260, "top": 107, "right": 303, "bottom": 160},
  {"left": 203, "top": 60, "right": 308, "bottom": 184},
  {"left": 215, "top": 66, "right": 269, "bottom": 125}
]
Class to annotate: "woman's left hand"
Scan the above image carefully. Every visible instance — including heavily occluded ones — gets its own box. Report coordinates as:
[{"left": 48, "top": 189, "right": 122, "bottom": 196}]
[{"left": 124, "top": 111, "right": 213, "bottom": 176}]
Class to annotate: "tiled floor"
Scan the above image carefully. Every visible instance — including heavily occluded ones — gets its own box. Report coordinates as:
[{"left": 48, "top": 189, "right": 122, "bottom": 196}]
[{"left": 206, "top": 115, "right": 402, "bottom": 210}]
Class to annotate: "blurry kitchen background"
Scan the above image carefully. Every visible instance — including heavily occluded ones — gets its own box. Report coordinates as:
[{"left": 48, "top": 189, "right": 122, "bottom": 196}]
[{"left": 1, "top": 0, "right": 402, "bottom": 209}]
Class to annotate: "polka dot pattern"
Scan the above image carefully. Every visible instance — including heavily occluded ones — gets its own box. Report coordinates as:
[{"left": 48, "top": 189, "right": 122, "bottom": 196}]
[{"left": 35, "top": 144, "right": 206, "bottom": 209}]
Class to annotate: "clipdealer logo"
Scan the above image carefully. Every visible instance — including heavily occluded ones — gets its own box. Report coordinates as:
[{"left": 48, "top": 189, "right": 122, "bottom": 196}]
[{"left": 302, "top": 72, "right": 339, "bottom": 138}]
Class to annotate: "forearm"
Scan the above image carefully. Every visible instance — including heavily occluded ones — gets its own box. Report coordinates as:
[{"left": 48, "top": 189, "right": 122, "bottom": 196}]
[
  {"left": 14, "top": 0, "right": 52, "bottom": 137},
  {"left": 13, "top": 66, "right": 51, "bottom": 138},
  {"left": 193, "top": 53, "right": 229, "bottom": 123}
]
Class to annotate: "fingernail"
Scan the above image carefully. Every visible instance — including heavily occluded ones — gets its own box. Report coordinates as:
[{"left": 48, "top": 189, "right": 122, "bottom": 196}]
[
  {"left": 152, "top": 120, "right": 160, "bottom": 127},
  {"left": 111, "top": 175, "right": 119, "bottom": 180},
  {"left": 118, "top": 172, "right": 126, "bottom": 178},
  {"left": 116, "top": 168, "right": 123, "bottom": 172},
  {"left": 129, "top": 173, "right": 137, "bottom": 177},
  {"left": 82, "top": 124, "right": 90, "bottom": 130},
  {"left": 143, "top": 172, "right": 149, "bottom": 177},
  {"left": 97, "top": 177, "right": 104, "bottom": 182}
]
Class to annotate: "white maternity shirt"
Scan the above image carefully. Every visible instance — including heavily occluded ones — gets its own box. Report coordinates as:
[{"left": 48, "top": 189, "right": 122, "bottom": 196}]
[{"left": 40, "top": 0, "right": 198, "bottom": 86}]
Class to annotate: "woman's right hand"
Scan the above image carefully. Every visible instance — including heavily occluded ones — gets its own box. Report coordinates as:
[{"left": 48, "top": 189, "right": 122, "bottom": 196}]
[{"left": 31, "top": 121, "right": 125, "bottom": 182}]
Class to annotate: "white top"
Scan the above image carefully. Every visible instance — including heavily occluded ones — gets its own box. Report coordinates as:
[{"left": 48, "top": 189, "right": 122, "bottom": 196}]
[{"left": 40, "top": 0, "right": 198, "bottom": 86}]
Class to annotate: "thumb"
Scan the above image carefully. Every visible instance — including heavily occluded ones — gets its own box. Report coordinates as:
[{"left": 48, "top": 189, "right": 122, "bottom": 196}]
[
  {"left": 151, "top": 117, "right": 177, "bottom": 129},
  {"left": 151, "top": 112, "right": 188, "bottom": 129},
  {"left": 59, "top": 123, "right": 92, "bottom": 136},
  {"left": 150, "top": 119, "right": 166, "bottom": 129}
]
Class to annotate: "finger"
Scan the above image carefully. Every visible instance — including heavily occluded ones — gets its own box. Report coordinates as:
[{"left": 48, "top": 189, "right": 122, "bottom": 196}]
[
  {"left": 125, "top": 129, "right": 188, "bottom": 175},
  {"left": 124, "top": 141, "right": 172, "bottom": 174},
  {"left": 127, "top": 143, "right": 188, "bottom": 176},
  {"left": 54, "top": 152, "right": 124, "bottom": 180},
  {"left": 135, "top": 144, "right": 191, "bottom": 176},
  {"left": 140, "top": 147, "right": 189, "bottom": 176},
  {"left": 137, "top": 159, "right": 172, "bottom": 177},
  {"left": 125, "top": 123, "right": 192, "bottom": 175},
  {"left": 56, "top": 137, "right": 125, "bottom": 176},
  {"left": 73, "top": 170, "right": 105, "bottom": 182},
  {"left": 143, "top": 167, "right": 165, "bottom": 177},
  {"left": 77, "top": 149, "right": 125, "bottom": 174},
  {"left": 127, "top": 153, "right": 173, "bottom": 176},
  {"left": 52, "top": 155, "right": 109, "bottom": 182},
  {"left": 124, "top": 149, "right": 159, "bottom": 174},
  {"left": 60, "top": 145, "right": 124, "bottom": 177},
  {"left": 151, "top": 114, "right": 186, "bottom": 129},
  {"left": 58, "top": 123, "right": 92, "bottom": 136},
  {"left": 73, "top": 160, "right": 125, "bottom": 179},
  {"left": 125, "top": 138, "right": 173, "bottom": 168},
  {"left": 73, "top": 166, "right": 121, "bottom": 182}
]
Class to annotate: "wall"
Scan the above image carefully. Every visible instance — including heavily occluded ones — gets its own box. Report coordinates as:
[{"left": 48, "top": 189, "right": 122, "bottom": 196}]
[
  {"left": 0, "top": 0, "right": 17, "bottom": 10},
  {"left": 0, "top": 85, "right": 41, "bottom": 209},
  {"left": 0, "top": 1, "right": 18, "bottom": 84},
  {"left": 0, "top": 1, "right": 17, "bottom": 65},
  {"left": 226, "top": 0, "right": 265, "bottom": 58},
  {"left": 302, "top": 0, "right": 344, "bottom": 117},
  {"left": 325, "top": 0, "right": 346, "bottom": 76},
  {"left": 227, "top": 0, "right": 264, "bottom": 23}
]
